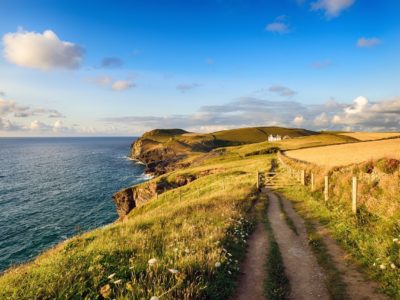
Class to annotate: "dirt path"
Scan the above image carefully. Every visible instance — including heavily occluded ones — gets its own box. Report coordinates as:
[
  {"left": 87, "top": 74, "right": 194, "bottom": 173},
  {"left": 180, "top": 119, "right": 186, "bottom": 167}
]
[
  {"left": 276, "top": 182, "right": 389, "bottom": 300},
  {"left": 266, "top": 190, "right": 329, "bottom": 300},
  {"left": 233, "top": 222, "right": 269, "bottom": 300},
  {"left": 311, "top": 220, "right": 389, "bottom": 300}
]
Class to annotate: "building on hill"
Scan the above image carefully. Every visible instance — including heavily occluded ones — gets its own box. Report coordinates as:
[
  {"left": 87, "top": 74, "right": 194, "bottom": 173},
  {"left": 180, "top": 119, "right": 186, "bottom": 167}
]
[{"left": 268, "top": 134, "right": 282, "bottom": 142}]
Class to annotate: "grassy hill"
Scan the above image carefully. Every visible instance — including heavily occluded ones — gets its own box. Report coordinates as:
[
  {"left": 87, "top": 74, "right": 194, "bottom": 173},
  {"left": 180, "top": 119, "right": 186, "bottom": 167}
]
[{"left": 3, "top": 127, "right": 399, "bottom": 298}]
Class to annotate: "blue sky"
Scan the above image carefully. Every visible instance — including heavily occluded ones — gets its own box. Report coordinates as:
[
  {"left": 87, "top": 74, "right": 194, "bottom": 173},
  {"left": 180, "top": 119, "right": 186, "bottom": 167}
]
[{"left": 0, "top": 0, "right": 399, "bottom": 136}]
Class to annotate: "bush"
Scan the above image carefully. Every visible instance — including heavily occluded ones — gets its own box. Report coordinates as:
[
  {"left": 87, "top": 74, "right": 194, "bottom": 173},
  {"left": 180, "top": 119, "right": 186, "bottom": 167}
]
[{"left": 376, "top": 158, "right": 400, "bottom": 174}]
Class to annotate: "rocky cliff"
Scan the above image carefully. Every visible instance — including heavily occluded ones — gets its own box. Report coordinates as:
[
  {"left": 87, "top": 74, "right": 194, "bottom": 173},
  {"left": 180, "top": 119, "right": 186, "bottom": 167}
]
[{"left": 113, "top": 169, "right": 220, "bottom": 218}]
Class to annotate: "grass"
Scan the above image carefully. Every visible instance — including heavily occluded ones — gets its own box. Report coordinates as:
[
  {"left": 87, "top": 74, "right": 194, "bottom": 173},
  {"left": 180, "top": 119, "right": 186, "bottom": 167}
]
[
  {"left": 279, "top": 183, "right": 400, "bottom": 298},
  {"left": 0, "top": 146, "right": 273, "bottom": 299},
  {"left": 261, "top": 192, "right": 290, "bottom": 300},
  {"left": 275, "top": 193, "right": 298, "bottom": 236}
]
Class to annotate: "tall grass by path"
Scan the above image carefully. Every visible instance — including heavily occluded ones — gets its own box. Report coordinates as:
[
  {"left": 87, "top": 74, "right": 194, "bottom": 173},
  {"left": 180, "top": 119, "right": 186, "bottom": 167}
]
[
  {"left": 280, "top": 184, "right": 400, "bottom": 298},
  {"left": 0, "top": 153, "right": 272, "bottom": 299}
]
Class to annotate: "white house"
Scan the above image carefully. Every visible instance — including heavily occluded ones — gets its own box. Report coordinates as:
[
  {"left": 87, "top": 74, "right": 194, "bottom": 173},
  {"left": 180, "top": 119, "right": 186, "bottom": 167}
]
[{"left": 268, "top": 134, "right": 282, "bottom": 142}]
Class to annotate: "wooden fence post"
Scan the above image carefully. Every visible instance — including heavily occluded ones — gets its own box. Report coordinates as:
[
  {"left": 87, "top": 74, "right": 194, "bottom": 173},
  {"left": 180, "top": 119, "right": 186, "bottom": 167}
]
[
  {"left": 352, "top": 177, "right": 357, "bottom": 214},
  {"left": 311, "top": 173, "right": 314, "bottom": 191},
  {"left": 301, "top": 170, "right": 305, "bottom": 185},
  {"left": 324, "top": 175, "right": 329, "bottom": 201}
]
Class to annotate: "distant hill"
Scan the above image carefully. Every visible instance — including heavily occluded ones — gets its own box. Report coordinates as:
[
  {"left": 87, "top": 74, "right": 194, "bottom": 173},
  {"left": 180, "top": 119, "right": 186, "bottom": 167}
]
[{"left": 130, "top": 126, "right": 320, "bottom": 174}]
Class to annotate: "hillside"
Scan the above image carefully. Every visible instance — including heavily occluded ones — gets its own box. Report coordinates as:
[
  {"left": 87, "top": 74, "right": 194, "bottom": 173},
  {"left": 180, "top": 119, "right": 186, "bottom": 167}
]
[
  {"left": 1, "top": 127, "right": 398, "bottom": 299},
  {"left": 130, "top": 126, "right": 319, "bottom": 175}
]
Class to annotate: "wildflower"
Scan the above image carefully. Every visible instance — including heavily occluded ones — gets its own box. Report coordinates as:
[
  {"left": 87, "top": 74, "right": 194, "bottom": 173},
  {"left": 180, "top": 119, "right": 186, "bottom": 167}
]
[
  {"left": 148, "top": 258, "right": 157, "bottom": 266},
  {"left": 100, "top": 284, "right": 111, "bottom": 298},
  {"left": 108, "top": 273, "right": 116, "bottom": 279},
  {"left": 126, "top": 282, "right": 134, "bottom": 291},
  {"left": 391, "top": 263, "right": 396, "bottom": 269},
  {"left": 215, "top": 262, "right": 221, "bottom": 268},
  {"left": 114, "top": 279, "right": 122, "bottom": 284},
  {"left": 380, "top": 264, "right": 386, "bottom": 270},
  {"left": 168, "top": 268, "right": 179, "bottom": 274}
]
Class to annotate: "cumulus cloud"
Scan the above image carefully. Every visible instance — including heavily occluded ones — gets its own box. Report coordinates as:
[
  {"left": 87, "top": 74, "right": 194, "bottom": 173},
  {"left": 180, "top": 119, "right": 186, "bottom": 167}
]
[
  {"left": 311, "top": 0, "right": 355, "bottom": 18},
  {"left": 357, "top": 37, "right": 381, "bottom": 48},
  {"left": 292, "top": 115, "right": 305, "bottom": 126},
  {"left": 269, "top": 85, "right": 296, "bottom": 97},
  {"left": 100, "top": 57, "right": 123, "bottom": 68},
  {"left": 176, "top": 83, "right": 201, "bottom": 93},
  {"left": 3, "top": 29, "right": 84, "bottom": 70},
  {"left": 331, "top": 96, "right": 400, "bottom": 131},
  {"left": 89, "top": 76, "right": 135, "bottom": 91}
]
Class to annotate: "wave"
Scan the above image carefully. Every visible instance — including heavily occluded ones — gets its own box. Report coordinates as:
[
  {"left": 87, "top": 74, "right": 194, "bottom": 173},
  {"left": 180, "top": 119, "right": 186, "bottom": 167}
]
[{"left": 122, "top": 156, "right": 145, "bottom": 165}]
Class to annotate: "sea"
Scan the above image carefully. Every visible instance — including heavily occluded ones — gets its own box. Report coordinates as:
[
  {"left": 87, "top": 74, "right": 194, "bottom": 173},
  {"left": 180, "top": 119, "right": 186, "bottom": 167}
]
[{"left": 0, "top": 137, "right": 148, "bottom": 272}]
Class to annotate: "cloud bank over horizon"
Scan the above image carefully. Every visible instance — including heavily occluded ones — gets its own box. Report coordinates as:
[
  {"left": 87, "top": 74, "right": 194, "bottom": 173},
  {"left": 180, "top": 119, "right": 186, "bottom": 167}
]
[{"left": 101, "top": 96, "right": 400, "bottom": 134}]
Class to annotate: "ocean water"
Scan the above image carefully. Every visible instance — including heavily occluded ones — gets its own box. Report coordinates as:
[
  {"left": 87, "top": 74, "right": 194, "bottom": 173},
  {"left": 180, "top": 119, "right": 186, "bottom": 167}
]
[{"left": 0, "top": 137, "right": 147, "bottom": 272}]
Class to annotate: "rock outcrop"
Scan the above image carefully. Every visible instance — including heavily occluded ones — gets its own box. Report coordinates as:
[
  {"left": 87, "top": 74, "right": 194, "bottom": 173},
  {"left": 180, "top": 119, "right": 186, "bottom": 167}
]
[{"left": 113, "top": 169, "right": 222, "bottom": 218}]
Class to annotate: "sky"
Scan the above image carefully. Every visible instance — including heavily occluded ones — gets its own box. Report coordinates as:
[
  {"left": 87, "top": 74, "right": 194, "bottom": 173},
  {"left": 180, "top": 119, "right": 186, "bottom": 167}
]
[{"left": 0, "top": 0, "right": 399, "bottom": 136}]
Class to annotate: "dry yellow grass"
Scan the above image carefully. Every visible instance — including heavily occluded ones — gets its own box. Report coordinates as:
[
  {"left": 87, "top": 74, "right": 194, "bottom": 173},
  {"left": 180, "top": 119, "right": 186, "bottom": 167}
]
[
  {"left": 338, "top": 132, "right": 400, "bottom": 141},
  {"left": 285, "top": 138, "right": 400, "bottom": 167}
]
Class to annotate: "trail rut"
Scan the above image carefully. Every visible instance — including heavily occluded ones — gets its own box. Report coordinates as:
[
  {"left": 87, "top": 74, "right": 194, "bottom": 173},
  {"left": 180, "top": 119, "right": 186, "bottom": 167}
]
[
  {"left": 266, "top": 190, "right": 329, "bottom": 300},
  {"left": 232, "top": 222, "right": 269, "bottom": 300}
]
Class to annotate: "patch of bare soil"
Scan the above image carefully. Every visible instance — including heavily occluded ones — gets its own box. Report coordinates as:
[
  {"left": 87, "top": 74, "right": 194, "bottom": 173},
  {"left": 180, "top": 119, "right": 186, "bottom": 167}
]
[
  {"left": 232, "top": 223, "right": 269, "bottom": 300},
  {"left": 266, "top": 190, "right": 329, "bottom": 300}
]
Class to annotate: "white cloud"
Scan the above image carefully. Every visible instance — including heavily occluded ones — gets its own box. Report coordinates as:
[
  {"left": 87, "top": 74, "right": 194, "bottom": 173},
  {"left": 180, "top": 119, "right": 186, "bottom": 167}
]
[
  {"left": 266, "top": 22, "right": 290, "bottom": 34},
  {"left": 0, "top": 99, "right": 29, "bottom": 116},
  {"left": 311, "top": 0, "right": 355, "bottom": 18},
  {"left": 357, "top": 37, "right": 381, "bottom": 48},
  {"left": 89, "top": 76, "right": 135, "bottom": 91},
  {"left": 293, "top": 115, "right": 305, "bottom": 126},
  {"left": 0, "top": 117, "right": 19, "bottom": 130},
  {"left": 3, "top": 29, "right": 84, "bottom": 70},
  {"left": 28, "top": 120, "right": 52, "bottom": 131},
  {"left": 332, "top": 96, "right": 400, "bottom": 130},
  {"left": 269, "top": 85, "right": 296, "bottom": 97},
  {"left": 111, "top": 80, "right": 135, "bottom": 91},
  {"left": 313, "top": 112, "right": 329, "bottom": 126}
]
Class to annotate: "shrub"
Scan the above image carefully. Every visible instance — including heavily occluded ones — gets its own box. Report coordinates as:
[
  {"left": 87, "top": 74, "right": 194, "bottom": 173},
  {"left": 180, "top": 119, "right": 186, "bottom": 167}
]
[{"left": 376, "top": 158, "right": 400, "bottom": 174}]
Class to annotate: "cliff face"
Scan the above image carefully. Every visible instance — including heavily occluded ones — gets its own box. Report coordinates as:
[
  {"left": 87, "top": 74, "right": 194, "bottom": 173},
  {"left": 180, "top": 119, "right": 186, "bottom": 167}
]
[{"left": 113, "top": 169, "right": 221, "bottom": 218}]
